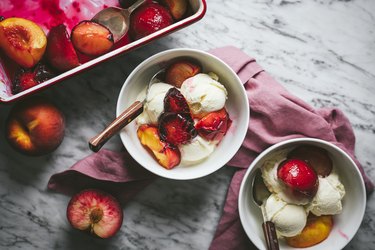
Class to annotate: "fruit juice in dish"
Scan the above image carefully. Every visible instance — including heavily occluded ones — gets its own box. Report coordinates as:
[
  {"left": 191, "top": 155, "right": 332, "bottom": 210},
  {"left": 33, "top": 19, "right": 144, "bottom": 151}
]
[
  {"left": 0, "top": 0, "right": 119, "bottom": 96},
  {"left": 0, "top": 0, "right": 195, "bottom": 97},
  {"left": 136, "top": 60, "right": 232, "bottom": 170},
  {"left": 260, "top": 145, "right": 345, "bottom": 248},
  {"left": 0, "top": 0, "right": 119, "bottom": 32}
]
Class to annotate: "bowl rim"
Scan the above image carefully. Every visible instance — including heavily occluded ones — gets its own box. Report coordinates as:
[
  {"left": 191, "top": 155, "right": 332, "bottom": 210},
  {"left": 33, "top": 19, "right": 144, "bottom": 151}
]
[
  {"left": 238, "top": 137, "right": 366, "bottom": 249},
  {"left": 116, "top": 47, "right": 249, "bottom": 180}
]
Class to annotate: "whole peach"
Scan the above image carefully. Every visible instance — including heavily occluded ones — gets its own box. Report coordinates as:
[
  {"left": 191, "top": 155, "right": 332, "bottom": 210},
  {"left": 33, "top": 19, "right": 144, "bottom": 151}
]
[{"left": 6, "top": 97, "right": 65, "bottom": 156}]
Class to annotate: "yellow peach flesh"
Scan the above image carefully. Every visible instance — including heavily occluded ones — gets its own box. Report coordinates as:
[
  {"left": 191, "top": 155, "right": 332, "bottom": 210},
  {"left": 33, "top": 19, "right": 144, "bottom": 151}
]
[
  {"left": 0, "top": 18, "right": 46, "bottom": 68},
  {"left": 7, "top": 119, "right": 36, "bottom": 152},
  {"left": 137, "top": 125, "right": 180, "bottom": 169},
  {"left": 286, "top": 215, "right": 333, "bottom": 248}
]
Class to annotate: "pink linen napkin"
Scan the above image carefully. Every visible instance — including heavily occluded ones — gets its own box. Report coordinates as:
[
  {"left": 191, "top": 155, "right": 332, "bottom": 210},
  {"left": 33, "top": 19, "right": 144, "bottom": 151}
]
[
  {"left": 48, "top": 46, "right": 374, "bottom": 249},
  {"left": 48, "top": 149, "right": 156, "bottom": 203}
]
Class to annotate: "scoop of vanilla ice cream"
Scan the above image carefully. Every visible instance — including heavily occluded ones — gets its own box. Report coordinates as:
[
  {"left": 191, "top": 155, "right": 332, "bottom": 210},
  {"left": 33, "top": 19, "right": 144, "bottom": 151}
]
[
  {"left": 261, "top": 149, "right": 310, "bottom": 205},
  {"left": 307, "top": 171, "right": 345, "bottom": 216},
  {"left": 265, "top": 194, "right": 307, "bottom": 237},
  {"left": 137, "top": 82, "right": 173, "bottom": 125},
  {"left": 179, "top": 136, "right": 217, "bottom": 165},
  {"left": 180, "top": 73, "right": 227, "bottom": 116}
]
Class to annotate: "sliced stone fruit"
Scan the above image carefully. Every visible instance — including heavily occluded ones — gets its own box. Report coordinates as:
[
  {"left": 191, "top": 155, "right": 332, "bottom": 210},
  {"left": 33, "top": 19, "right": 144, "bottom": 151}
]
[
  {"left": 158, "top": 112, "right": 197, "bottom": 145},
  {"left": 0, "top": 17, "right": 47, "bottom": 68},
  {"left": 164, "top": 87, "right": 190, "bottom": 113},
  {"left": 71, "top": 21, "right": 114, "bottom": 56},
  {"left": 165, "top": 60, "right": 201, "bottom": 88},
  {"left": 67, "top": 189, "right": 123, "bottom": 238},
  {"left": 277, "top": 159, "right": 319, "bottom": 198},
  {"left": 195, "top": 108, "right": 231, "bottom": 142},
  {"left": 137, "top": 124, "right": 181, "bottom": 169},
  {"left": 286, "top": 214, "right": 333, "bottom": 248},
  {"left": 46, "top": 24, "right": 80, "bottom": 72}
]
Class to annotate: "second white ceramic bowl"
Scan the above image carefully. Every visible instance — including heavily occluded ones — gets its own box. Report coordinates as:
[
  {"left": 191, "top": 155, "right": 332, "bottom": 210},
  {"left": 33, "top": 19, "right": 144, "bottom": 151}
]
[
  {"left": 239, "top": 138, "right": 366, "bottom": 250},
  {"left": 117, "top": 48, "right": 249, "bottom": 180}
]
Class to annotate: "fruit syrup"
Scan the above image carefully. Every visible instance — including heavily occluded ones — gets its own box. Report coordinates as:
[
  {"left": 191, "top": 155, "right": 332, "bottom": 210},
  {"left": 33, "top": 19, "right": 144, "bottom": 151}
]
[{"left": 0, "top": 0, "right": 126, "bottom": 93}]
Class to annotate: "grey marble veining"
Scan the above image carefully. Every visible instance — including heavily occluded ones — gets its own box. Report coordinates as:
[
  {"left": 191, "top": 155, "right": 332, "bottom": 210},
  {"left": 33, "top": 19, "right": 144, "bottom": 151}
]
[{"left": 1, "top": 0, "right": 375, "bottom": 249}]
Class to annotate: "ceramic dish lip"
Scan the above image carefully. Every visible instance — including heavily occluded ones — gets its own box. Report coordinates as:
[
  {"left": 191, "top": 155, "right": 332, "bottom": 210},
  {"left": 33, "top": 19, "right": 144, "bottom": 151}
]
[
  {"left": 116, "top": 48, "right": 249, "bottom": 180},
  {"left": 238, "top": 137, "right": 366, "bottom": 250},
  {"left": 0, "top": 0, "right": 207, "bottom": 104}
]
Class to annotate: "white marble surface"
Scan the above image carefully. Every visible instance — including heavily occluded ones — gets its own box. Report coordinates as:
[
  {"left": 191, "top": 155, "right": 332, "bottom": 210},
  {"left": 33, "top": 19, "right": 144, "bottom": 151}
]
[{"left": 1, "top": 0, "right": 375, "bottom": 249}]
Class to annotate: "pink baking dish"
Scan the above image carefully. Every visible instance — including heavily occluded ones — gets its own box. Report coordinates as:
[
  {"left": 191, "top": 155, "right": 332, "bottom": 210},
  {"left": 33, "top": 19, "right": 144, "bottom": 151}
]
[{"left": 0, "top": 0, "right": 206, "bottom": 103}]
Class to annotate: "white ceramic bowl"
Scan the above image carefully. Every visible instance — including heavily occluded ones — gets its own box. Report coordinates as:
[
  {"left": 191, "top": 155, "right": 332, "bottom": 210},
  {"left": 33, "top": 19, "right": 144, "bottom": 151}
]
[
  {"left": 238, "top": 138, "right": 366, "bottom": 250},
  {"left": 117, "top": 48, "right": 249, "bottom": 180}
]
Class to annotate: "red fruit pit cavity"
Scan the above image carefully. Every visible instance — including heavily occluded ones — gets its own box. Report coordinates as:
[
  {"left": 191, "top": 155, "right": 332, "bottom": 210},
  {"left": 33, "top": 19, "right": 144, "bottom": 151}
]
[{"left": 66, "top": 189, "right": 123, "bottom": 239}]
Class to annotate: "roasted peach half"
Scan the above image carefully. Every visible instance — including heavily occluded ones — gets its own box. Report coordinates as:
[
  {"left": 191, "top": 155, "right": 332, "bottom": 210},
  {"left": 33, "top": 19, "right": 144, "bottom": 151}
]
[
  {"left": 165, "top": 60, "right": 201, "bottom": 88},
  {"left": 0, "top": 17, "right": 47, "bottom": 68},
  {"left": 71, "top": 21, "right": 114, "bottom": 56},
  {"left": 286, "top": 214, "right": 333, "bottom": 248},
  {"left": 46, "top": 24, "right": 80, "bottom": 72},
  {"left": 137, "top": 124, "right": 181, "bottom": 169}
]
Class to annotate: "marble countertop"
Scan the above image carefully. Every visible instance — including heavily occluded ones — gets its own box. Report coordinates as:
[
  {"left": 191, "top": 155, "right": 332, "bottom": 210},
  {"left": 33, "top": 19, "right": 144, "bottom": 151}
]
[{"left": 1, "top": 0, "right": 374, "bottom": 249}]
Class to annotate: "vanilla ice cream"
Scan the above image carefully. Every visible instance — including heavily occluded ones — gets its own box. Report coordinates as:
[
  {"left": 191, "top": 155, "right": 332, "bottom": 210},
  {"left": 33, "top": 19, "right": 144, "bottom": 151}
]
[
  {"left": 307, "top": 171, "right": 345, "bottom": 216},
  {"left": 137, "top": 82, "right": 173, "bottom": 125},
  {"left": 179, "top": 135, "right": 217, "bottom": 165},
  {"left": 261, "top": 149, "right": 310, "bottom": 205},
  {"left": 260, "top": 146, "right": 346, "bottom": 241},
  {"left": 137, "top": 71, "right": 229, "bottom": 168},
  {"left": 180, "top": 73, "right": 227, "bottom": 116},
  {"left": 265, "top": 194, "right": 307, "bottom": 237}
]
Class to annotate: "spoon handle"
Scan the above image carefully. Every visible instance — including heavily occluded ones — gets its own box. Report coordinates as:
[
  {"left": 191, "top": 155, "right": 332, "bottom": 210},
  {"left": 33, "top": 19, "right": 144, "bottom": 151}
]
[
  {"left": 262, "top": 221, "right": 279, "bottom": 250},
  {"left": 128, "top": 0, "right": 147, "bottom": 13},
  {"left": 89, "top": 101, "right": 144, "bottom": 152}
]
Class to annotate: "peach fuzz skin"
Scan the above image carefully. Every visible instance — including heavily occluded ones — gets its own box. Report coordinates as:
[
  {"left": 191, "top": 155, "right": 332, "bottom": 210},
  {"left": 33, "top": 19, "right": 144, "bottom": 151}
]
[{"left": 6, "top": 97, "right": 65, "bottom": 156}]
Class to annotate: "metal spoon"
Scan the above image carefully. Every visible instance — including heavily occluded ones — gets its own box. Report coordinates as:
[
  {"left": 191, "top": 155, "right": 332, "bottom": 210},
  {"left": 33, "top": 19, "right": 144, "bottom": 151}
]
[
  {"left": 88, "top": 68, "right": 165, "bottom": 152},
  {"left": 92, "top": 0, "right": 146, "bottom": 42},
  {"left": 253, "top": 169, "right": 280, "bottom": 250}
]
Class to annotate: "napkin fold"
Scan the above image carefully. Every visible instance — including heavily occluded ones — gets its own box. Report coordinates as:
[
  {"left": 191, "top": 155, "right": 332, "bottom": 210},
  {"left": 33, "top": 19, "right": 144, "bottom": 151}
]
[
  {"left": 48, "top": 149, "right": 156, "bottom": 203},
  {"left": 48, "top": 46, "right": 373, "bottom": 249}
]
